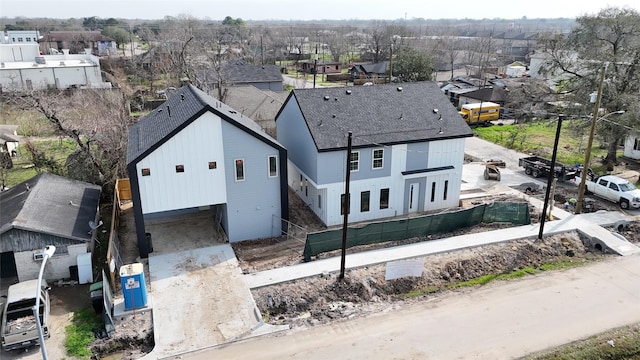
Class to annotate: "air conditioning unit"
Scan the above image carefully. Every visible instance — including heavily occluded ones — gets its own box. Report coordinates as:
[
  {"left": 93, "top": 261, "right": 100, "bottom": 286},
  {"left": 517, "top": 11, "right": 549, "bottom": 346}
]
[{"left": 33, "top": 252, "right": 44, "bottom": 261}]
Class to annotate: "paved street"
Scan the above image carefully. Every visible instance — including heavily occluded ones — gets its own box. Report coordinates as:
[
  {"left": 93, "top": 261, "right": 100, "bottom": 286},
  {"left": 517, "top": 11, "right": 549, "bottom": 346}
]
[{"left": 178, "top": 254, "right": 640, "bottom": 360}]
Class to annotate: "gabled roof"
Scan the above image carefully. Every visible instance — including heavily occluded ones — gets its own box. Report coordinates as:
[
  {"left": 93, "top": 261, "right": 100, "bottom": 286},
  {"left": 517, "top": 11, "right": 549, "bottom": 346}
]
[
  {"left": 222, "top": 86, "right": 287, "bottom": 121},
  {"left": 461, "top": 87, "right": 507, "bottom": 103},
  {"left": 127, "top": 84, "right": 283, "bottom": 165},
  {"left": 0, "top": 173, "right": 101, "bottom": 242},
  {"left": 216, "top": 60, "right": 283, "bottom": 84},
  {"left": 360, "top": 61, "right": 390, "bottom": 74},
  {"left": 281, "top": 82, "right": 473, "bottom": 151}
]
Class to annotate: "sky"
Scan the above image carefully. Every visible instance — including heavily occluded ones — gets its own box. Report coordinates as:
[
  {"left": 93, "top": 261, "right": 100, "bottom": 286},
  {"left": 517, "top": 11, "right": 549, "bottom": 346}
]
[{"left": 1, "top": 0, "right": 638, "bottom": 21}]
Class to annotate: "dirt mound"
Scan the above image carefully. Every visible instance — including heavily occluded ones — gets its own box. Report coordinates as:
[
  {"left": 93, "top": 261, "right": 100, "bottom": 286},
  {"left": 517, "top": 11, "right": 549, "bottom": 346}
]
[{"left": 252, "top": 232, "right": 605, "bottom": 328}]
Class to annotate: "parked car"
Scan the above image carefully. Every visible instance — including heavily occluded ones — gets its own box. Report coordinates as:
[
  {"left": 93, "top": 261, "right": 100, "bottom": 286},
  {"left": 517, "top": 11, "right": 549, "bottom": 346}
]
[
  {"left": 1, "top": 279, "right": 51, "bottom": 351},
  {"left": 583, "top": 175, "right": 640, "bottom": 209}
]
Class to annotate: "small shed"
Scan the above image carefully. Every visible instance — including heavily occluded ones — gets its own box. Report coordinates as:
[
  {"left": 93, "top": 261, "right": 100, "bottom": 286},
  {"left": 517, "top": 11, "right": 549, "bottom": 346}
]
[{"left": 0, "top": 173, "right": 101, "bottom": 282}]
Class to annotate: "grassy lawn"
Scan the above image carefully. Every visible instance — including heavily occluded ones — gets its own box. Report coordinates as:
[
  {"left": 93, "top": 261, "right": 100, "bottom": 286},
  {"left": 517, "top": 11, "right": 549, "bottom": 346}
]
[
  {"left": 5, "top": 139, "right": 77, "bottom": 187},
  {"left": 473, "top": 120, "right": 614, "bottom": 173}
]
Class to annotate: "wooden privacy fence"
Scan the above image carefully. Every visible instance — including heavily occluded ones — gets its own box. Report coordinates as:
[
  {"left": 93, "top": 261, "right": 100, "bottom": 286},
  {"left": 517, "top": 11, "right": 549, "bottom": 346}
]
[{"left": 105, "top": 178, "right": 131, "bottom": 291}]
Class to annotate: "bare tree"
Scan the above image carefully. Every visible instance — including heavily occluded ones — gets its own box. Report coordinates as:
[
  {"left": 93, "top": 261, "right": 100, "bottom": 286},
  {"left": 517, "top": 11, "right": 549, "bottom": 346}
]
[{"left": 9, "top": 89, "right": 133, "bottom": 192}]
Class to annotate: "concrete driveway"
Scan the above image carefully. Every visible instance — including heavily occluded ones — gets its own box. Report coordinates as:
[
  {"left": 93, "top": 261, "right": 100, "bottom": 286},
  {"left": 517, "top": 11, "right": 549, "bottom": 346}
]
[{"left": 146, "top": 245, "right": 267, "bottom": 358}]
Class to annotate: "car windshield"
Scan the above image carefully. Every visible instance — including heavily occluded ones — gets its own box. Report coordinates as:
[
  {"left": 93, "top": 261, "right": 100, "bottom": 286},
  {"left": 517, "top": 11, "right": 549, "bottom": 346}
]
[{"left": 619, "top": 182, "right": 637, "bottom": 191}]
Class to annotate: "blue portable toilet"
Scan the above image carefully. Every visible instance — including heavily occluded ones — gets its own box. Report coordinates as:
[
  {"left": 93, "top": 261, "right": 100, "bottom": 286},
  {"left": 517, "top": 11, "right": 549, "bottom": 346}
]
[{"left": 120, "top": 263, "right": 147, "bottom": 309}]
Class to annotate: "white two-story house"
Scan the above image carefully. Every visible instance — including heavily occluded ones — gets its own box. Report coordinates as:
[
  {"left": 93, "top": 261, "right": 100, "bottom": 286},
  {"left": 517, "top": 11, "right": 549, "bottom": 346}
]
[
  {"left": 275, "top": 82, "right": 473, "bottom": 227},
  {"left": 127, "top": 85, "right": 288, "bottom": 257}
]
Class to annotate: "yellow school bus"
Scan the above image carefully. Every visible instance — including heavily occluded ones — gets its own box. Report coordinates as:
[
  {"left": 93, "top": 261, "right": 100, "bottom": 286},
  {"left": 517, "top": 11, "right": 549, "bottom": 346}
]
[{"left": 458, "top": 102, "right": 501, "bottom": 125}]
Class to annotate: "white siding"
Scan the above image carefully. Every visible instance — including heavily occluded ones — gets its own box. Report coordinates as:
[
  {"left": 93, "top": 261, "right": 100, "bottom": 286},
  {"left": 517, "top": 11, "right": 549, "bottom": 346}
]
[
  {"left": 137, "top": 112, "right": 227, "bottom": 214},
  {"left": 15, "top": 244, "right": 88, "bottom": 282},
  {"left": 624, "top": 135, "right": 640, "bottom": 160}
]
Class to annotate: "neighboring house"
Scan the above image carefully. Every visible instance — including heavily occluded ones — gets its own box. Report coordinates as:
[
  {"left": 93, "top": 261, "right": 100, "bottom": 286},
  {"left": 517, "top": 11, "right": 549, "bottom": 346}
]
[
  {"left": 275, "top": 82, "right": 473, "bottom": 227},
  {"left": 0, "top": 125, "right": 20, "bottom": 155},
  {"left": 39, "top": 31, "right": 116, "bottom": 56},
  {"left": 221, "top": 85, "right": 288, "bottom": 133},
  {"left": 0, "top": 173, "right": 101, "bottom": 282},
  {"left": 299, "top": 60, "right": 342, "bottom": 75},
  {"left": 349, "top": 61, "right": 390, "bottom": 80},
  {"left": 2, "top": 30, "right": 41, "bottom": 44},
  {"left": 457, "top": 86, "right": 507, "bottom": 109},
  {"left": 127, "top": 84, "right": 288, "bottom": 258},
  {"left": 623, "top": 133, "right": 640, "bottom": 161},
  {"left": 212, "top": 60, "right": 283, "bottom": 91},
  {"left": 0, "top": 43, "right": 111, "bottom": 92}
]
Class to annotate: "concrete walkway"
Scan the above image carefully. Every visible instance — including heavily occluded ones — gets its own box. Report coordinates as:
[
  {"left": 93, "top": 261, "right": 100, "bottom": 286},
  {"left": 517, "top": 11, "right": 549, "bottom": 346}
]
[{"left": 245, "top": 209, "right": 639, "bottom": 289}]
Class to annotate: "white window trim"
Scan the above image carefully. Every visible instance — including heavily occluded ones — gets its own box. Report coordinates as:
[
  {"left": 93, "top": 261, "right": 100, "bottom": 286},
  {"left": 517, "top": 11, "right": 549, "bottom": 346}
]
[
  {"left": 268, "top": 155, "right": 278, "bottom": 178},
  {"left": 350, "top": 151, "right": 360, "bottom": 172},
  {"left": 372, "top": 148, "right": 384, "bottom": 169},
  {"left": 234, "top": 158, "right": 245, "bottom": 182}
]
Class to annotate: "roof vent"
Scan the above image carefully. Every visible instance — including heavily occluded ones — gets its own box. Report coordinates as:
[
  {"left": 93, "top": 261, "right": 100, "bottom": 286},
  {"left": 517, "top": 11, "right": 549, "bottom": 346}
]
[
  {"left": 323, "top": 95, "right": 330, "bottom": 101},
  {"left": 334, "top": 98, "right": 338, "bottom": 101},
  {"left": 332, "top": 114, "right": 336, "bottom": 118},
  {"left": 35, "top": 56, "right": 46, "bottom": 64},
  {"left": 397, "top": 86, "right": 403, "bottom": 92},
  {"left": 346, "top": 89, "right": 352, "bottom": 95},
  {"left": 59, "top": 61, "right": 66, "bottom": 66},
  {"left": 433, "top": 108, "right": 439, "bottom": 113}
]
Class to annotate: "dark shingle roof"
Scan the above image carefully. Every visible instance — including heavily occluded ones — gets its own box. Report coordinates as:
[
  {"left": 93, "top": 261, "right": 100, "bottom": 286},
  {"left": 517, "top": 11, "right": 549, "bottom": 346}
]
[
  {"left": 360, "top": 61, "right": 390, "bottom": 74},
  {"left": 0, "top": 173, "right": 101, "bottom": 241},
  {"left": 286, "top": 82, "right": 473, "bottom": 151},
  {"left": 127, "top": 84, "right": 282, "bottom": 164},
  {"left": 215, "top": 60, "right": 283, "bottom": 84}
]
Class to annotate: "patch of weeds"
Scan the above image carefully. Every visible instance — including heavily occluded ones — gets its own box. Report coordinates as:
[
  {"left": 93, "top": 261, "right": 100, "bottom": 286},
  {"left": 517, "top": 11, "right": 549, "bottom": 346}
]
[
  {"left": 539, "top": 259, "right": 586, "bottom": 271},
  {"left": 496, "top": 267, "right": 538, "bottom": 280},
  {"left": 65, "top": 308, "right": 101, "bottom": 359},
  {"left": 449, "top": 274, "right": 498, "bottom": 288},
  {"left": 401, "top": 286, "right": 439, "bottom": 298}
]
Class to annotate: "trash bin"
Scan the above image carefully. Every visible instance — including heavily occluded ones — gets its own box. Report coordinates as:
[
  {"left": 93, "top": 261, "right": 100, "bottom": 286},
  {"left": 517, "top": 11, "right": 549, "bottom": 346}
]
[
  {"left": 89, "top": 281, "right": 104, "bottom": 314},
  {"left": 69, "top": 265, "right": 79, "bottom": 281},
  {"left": 145, "top": 232, "right": 153, "bottom": 254}
]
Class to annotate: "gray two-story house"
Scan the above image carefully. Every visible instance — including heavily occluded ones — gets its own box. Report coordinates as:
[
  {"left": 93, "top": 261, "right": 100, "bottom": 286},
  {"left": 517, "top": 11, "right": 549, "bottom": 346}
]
[
  {"left": 127, "top": 85, "right": 288, "bottom": 257},
  {"left": 275, "top": 82, "right": 473, "bottom": 227}
]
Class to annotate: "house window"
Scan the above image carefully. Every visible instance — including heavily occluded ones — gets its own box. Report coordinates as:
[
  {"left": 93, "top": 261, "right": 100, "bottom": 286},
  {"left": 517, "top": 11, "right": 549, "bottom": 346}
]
[
  {"left": 349, "top": 151, "right": 360, "bottom": 171},
  {"left": 208, "top": 161, "right": 217, "bottom": 169},
  {"left": 372, "top": 149, "right": 384, "bottom": 169},
  {"left": 318, "top": 194, "right": 322, "bottom": 209},
  {"left": 26, "top": 37, "right": 31, "bottom": 42},
  {"left": 17, "top": 37, "right": 23, "bottom": 42},
  {"left": 268, "top": 155, "right": 278, "bottom": 177},
  {"left": 431, "top": 182, "right": 436, "bottom": 202},
  {"left": 175, "top": 165, "right": 184, "bottom": 173},
  {"left": 141, "top": 168, "right": 151, "bottom": 176},
  {"left": 340, "top": 193, "right": 350, "bottom": 215},
  {"left": 634, "top": 138, "right": 640, "bottom": 151},
  {"left": 380, "top": 188, "right": 389, "bottom": 209},
  {"left": 443, "top": 180, "right": 449, "bottom": 200},
  {"left": 361, "top": 191, "right": 370, "bottom": 212},
  {"left": 235, "top": 159, "right": 245, "bottom": 181}
]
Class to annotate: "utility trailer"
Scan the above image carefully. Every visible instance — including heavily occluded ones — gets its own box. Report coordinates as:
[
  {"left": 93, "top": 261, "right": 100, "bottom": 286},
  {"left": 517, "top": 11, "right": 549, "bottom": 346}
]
[{"left": 518, "top": 156, "right": 578, "bottom": 181}]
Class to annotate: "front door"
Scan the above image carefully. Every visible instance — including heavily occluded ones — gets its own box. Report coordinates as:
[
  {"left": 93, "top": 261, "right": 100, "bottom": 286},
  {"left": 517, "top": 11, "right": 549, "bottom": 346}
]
[{"left": 408, "top": 182, "right": 419, "bottom": 213}]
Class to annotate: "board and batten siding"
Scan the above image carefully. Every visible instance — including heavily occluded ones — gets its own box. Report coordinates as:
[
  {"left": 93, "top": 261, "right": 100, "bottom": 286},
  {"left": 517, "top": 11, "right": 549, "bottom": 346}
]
[
  {"left": 136, "top": 112, "right": 227, "bottom": 214},
  {"left": 221, "top": 120, "right": 283, "bottom": 241},
  {"left": 276, "top": 99, "right": 319, "bottom": 182}
]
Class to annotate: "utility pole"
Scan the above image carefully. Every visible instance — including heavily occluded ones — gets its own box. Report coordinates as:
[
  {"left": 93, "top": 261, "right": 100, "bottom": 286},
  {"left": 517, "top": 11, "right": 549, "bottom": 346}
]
[
  {"left": 575, "top": 63, "right": 608, "bottom": 214},
  {"left": 538, "top": 115, "right": 563, "bottom": 240},
  {"left": 313, "top": 44, "right": 318, "bottom": 89},
  {"left": 340, "top": 132, "right": 353, "bottom": 280},
  {"left": 388, "top": 44, "right": 393, "bottom": 83}
]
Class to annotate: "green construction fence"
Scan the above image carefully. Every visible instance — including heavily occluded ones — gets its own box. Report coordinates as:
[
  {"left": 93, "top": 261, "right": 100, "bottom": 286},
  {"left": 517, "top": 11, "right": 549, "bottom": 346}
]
[{"left": 303, "top": 202, "right": 530, "bottom": 262}]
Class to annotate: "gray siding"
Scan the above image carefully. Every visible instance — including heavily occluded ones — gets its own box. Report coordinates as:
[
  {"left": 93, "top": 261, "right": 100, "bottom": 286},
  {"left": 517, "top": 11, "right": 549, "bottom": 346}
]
[
  {"left": 1, "top": 229, "right": 84, "bottom": 253},
  {"left": 406, "top": 142, "right": 429, "bottom": 171},
  {"left": 276, "top": 99, "right": 318, "bottom": 182},
  {"left": 317, "top": 147, "right": 392, "bottom": 184},
  {"left": 222, "top": 121, "right": 282, "bottom": 241}
]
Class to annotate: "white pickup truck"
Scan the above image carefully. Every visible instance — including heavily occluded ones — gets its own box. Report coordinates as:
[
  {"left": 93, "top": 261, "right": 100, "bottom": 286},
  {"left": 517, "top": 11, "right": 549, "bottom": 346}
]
[
  {"left": 1, "top": 279, "right": 50, "bottom": 351},
  {"left": 573, "top": 175, "right": 640, "bottom": 209}
]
